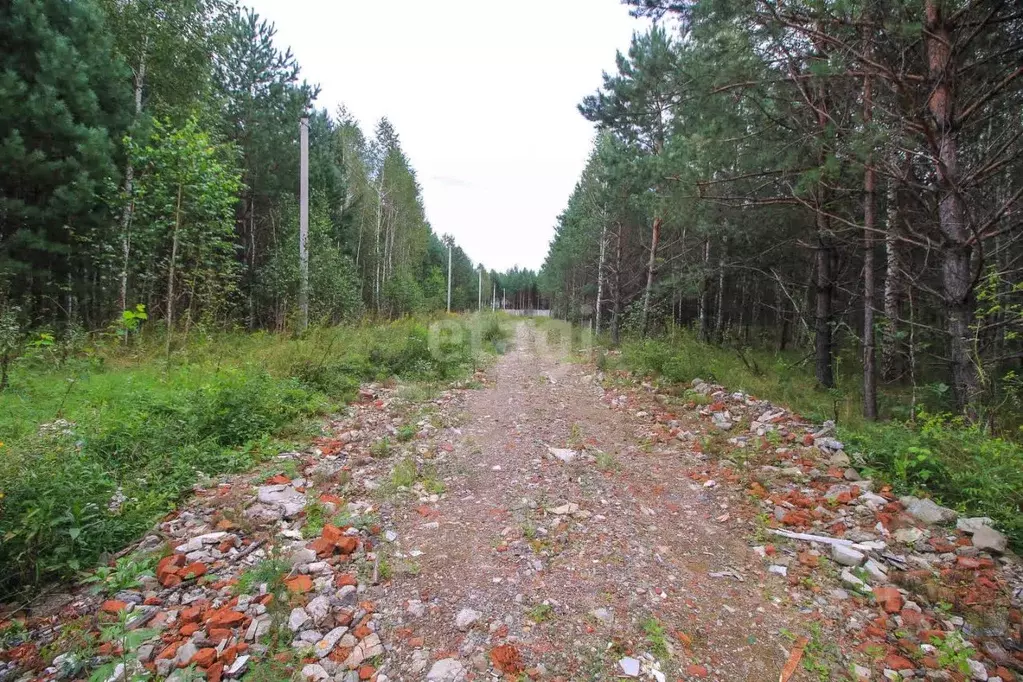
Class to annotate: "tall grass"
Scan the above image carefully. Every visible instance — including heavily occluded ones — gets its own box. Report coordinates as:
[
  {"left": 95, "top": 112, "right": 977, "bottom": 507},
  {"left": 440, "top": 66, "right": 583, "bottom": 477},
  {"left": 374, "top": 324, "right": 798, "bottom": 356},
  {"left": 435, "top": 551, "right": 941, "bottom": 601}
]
[
  {"left": 0, "top": 314, "right": 508, "bottom": 598},
  {"left": 607, "top": 329, "right": 1023, "bottom": 547}
]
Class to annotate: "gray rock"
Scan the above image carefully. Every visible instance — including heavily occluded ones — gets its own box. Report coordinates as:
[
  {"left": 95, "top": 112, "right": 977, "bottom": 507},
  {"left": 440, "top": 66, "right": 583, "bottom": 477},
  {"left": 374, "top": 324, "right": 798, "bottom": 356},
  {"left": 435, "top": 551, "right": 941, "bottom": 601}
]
[
  {"left": 289, "top": 607, "right": 310, "bottom": 632},
  {"left": 343, "top": 633, "right": 382, "bottom": 669},
  {"left": 313, "top": 626, "right": 348, "bottom": 659},
  {"left": 828, "top": 451, "right": 851, "bottom": 468},
  {"left": 411, "top": 650, "right": 429, "bottom": 674},
  {"left": 957, "top": 517, "right": 996, "bottom": 534},
  {"left": 864, "top": 559, "right": 888, "bottom": 583},
  {"left": 590, "top": 607, "right": 614, "bottom": 624},
  {"left": 711, "top": 412, "right": 734, "bottom": 430},
  {"left": 894, "top": 527, "right": 925, "bottom": 544},
  {"left": 175, "top": 640, "right": 198, "bottom": 667},
  {"left": 618, "top": 657, "right": 641, "bottom": 677},
  {"left": 967, "top": 659, "right": 989, "bottom": 681},
  {"left": 831, "top": 544, "right": 866, "bottom": 567},
  {"left": 426, "top": 658, "right": 468, "bottom": 681},
  {"left": 455, "top": 607, "right": 481, "bottom": 631},
  {"left": 548, "top": 447, "right": 578, "bottom": 464},
  {"left": 306, "top": 595, "right": 331, "bottom": 626},
  {"left": 973, "top": 525, "right": 1008, "bottom": 554},
  {"left": 300, "top": 663, "right": 330, "bottom": 681},
  {"left": 901, "top": 496, "right": 958, "bottom": 525},
  {"left": 815, "top": 437, "right": 844, "bottom": 452},
  {"left": 225, "top": 655, "right": 250, "bottom": 678},
  {"left": 840, "top": 569, "right": 867, "bottom": 590}
]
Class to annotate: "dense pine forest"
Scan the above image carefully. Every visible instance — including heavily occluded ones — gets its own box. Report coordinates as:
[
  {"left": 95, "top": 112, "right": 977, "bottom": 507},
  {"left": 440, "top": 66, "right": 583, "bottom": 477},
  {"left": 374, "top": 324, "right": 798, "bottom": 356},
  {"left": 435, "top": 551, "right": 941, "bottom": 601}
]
[
  {"left": 0, "top": 0, "right": 549, "bottom": 351},
  {"left": 540, "top": 0, "right": 1023, "bottom": 428}
]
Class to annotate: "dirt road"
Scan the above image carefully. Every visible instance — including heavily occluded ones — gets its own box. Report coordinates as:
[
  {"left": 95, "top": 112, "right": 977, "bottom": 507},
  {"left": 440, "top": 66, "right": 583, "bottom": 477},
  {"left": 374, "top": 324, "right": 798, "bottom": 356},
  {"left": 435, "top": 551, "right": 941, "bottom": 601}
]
[{"left": 375, "top": 323, "right": 819, "bottom": 680}]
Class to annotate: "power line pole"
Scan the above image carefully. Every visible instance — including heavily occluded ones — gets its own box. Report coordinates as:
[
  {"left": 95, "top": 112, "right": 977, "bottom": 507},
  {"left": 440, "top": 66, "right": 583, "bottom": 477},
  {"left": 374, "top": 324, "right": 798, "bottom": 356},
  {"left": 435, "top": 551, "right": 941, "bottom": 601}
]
[
  {"left": 477, "top": 268, "right": 482, "bottom": 311},
  {"left": 299, "top": 116, "right": 309, "bottom": 331},
  {"left": 446, "top": 239, "right": 452, "bottom": 313},
  {"left": 492, "top": 282, "right": 496, "bottom": 311}
]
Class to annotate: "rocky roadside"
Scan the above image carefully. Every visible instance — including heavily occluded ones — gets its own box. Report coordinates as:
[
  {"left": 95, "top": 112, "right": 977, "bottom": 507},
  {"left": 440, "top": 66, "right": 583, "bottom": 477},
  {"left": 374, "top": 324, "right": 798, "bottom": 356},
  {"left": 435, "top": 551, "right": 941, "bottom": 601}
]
[
  {"left": 3, "top": 325, "right": 1021, "bottom": 682},
  {"left": 0, "top": 375, "right": 480, "bottom": 682},
  {"left": 605, "top": 369, "right": 1023, "bottom": 682}
]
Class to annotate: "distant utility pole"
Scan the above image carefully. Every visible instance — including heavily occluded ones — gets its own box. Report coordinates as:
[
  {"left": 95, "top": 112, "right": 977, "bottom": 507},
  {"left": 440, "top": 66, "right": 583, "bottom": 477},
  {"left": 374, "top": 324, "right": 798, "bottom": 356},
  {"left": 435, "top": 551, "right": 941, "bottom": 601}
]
[
  {"left": 477, "top": 268, "right": 482, "bottom": 311},
  {"left": 446, "top": 239, "right": 452, "bottom": 313},
  {"left": 492, "top": 282, "right": 496, "bottom": 311},
  {"left": 299, "top": 116, "right": 309, "bottom": 331}
]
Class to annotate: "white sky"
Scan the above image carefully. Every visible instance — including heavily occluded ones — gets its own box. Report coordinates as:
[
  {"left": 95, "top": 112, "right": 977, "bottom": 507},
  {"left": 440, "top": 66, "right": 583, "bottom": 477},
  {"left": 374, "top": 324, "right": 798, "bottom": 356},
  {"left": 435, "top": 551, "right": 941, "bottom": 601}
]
[{"left": 244, "top": 0, "right": 644, "bottom": 272}]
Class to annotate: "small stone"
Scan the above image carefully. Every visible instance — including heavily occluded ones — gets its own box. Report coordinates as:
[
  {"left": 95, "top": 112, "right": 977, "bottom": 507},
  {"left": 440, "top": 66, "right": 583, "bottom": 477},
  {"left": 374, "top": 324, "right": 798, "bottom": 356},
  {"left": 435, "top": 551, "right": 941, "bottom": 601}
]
[
  {"left": 305, "top": 595, "right": 331, "bottom": 626},
  {"left": 894, "top": 527, "right": 925, "bottom": 544},
  {"left": 289, "top": 607, "right": 310, "bottom": 632},
  {"left": 967, "top": 659, "right": 989, "bottom": 681},
  {"left": 901, "top": 496, "right": 957, "bottom": 525},
  {"left": 768, "top": 565, "right": 787, "bottom": 577},
  {"left": 831, "top": 544, "right": 866, "bottom": 567},
  {"left": 840, "top": 569, "right": 866, "bottom": 590},
  {"left": 455, "top": 607, "right": 481, "bottom": 631},
  {"left": 301, "top": 664, "right": 330, "bottom": 681},
  {"left": 426, "top": 658, "right": 468, "bottom": 681},
  {"left": 973, "top": 525, "right": 1008, "bottom": 554},
  {"left": 957, "top": 517, "right": 996, "bottom": 534},
  {"left": 548, "top": 447, "right": 578, "bottom": 463},
  {"left": 314, "top": 626, "right": 348, "bottom": 659},
  {"left": 590, "top": 607, "right": 613, "bottom": 624},
  {"left": 618, "top": 657, "right": 641, "bottom": 677},
  {"left": 225, "top": 655, "right": 249, "bottom": 678}
]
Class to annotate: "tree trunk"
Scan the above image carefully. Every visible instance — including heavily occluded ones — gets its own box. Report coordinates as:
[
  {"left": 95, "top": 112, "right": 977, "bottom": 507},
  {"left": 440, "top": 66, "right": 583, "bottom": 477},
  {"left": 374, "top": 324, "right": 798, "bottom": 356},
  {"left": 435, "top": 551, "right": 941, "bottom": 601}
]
[
  {"left": 862, "top": 48, "right": 878, "bottom": 420},
  {"left": 595, "top": 222, "right": 607, "bottom": 334},
  {"left": 881, "top": 169, "right": 904, "bottom": 381},
  {"left": 714, "top": 241, "right": 725, "bottom": 342},
  {"left": 610, "top": 222, "right": 623, "bottom": 346},
  {"left": 166, "top": 184, "right": 183, "bottom": 362},
  {"left": 118, "top": 42, "right": 147, "bottom": 313},
  {"left": 815, "top": 218, "right": 835, "bottom": 388},
  {"left": 924, "top": 0, "right": 980, "bottom": 414},
  {"left": 698, "top": 237, "right": 711, "bottom": 341},
  {"left": 639, "top": 216, "right": 662, "bottom": 336}
]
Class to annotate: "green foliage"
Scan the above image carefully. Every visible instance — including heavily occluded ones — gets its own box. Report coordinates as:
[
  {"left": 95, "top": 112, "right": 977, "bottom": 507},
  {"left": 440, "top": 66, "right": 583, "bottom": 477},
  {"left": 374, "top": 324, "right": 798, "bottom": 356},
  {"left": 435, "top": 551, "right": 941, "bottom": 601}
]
[
  {"left": 82, "top": 555, "right": 157, "bottom": 594},
  {"left": 641, "top": 616, "right": 670, "bottom": 660},
  {"left": 0, "top": 317, "right": 496, "bottom": 598},
  {"left": 526, "top": 603, "right": 555, "bottom": 623}
]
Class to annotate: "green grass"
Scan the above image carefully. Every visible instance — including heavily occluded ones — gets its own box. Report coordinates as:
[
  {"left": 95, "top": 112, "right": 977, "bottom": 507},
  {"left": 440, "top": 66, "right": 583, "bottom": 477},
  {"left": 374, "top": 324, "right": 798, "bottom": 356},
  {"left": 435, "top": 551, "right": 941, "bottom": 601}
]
[
  {"left": 0, "top": 314, "right": 509, "bottom": 599},
  {"left": 607, "top": 328, "right": 1023, "bottom": 547}
]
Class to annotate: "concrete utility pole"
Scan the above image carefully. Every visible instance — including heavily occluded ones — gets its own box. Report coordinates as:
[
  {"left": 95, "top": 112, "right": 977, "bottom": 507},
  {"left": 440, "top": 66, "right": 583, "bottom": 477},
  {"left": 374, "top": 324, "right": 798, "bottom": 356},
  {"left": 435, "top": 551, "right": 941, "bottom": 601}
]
[
  {"left": 446, "top": 240, "right": 452, "bottom": 313},
  {"left": 492, "top": 282, "right": 496, "bottom": 311},
  {"left": 299, "top": 116, "right": 309, "bottom": 331},
  {"left": 478, "top": 268, "right": 482, "bottom": 311}
]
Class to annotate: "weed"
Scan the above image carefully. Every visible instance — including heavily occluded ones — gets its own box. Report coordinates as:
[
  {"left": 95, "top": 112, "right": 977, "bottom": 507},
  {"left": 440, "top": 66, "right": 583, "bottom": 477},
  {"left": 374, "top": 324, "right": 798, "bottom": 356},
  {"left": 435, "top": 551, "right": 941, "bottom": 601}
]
[
  {"left": 641, "top": 616, "right": 670, "bottom": 660},
  {"left": 390, "top": 458, "right": 418, "bottom": 489},
  {"left": 595, "top": 451, "right": 619, "bottom": 472},
  {"left": 397, "top": 424, "right": 417, "bottom": 442},
  {"left": 932, "top": 631, "right": 974, "bottom": 675},
  {"left": 235, "top": 556, "right": 289, "bottom": 596},
  {"left": 370, "top": 437, "right": 392, "bottom": 459},
  {"left": 527, "top": 603, "right": 555, "bottom": 623},
  {"left": 302, "top": 502, "right": 329, "bottom": 539},
  {"left": 82, "top": 555, "right": 157, "bottom": 594},
  {"left": 88, "top": 610, "right": 159, "bottom": 682}
]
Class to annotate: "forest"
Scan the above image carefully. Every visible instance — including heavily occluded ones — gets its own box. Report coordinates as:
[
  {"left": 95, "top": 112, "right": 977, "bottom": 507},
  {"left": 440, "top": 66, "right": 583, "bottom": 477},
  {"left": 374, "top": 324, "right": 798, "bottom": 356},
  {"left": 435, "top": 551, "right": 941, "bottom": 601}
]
[
  {"left": 539, "top": 0, "right": 1023, "bottom": 429},
  {"left": 0, "top": 0, "right": 549, "bottom": 358}
]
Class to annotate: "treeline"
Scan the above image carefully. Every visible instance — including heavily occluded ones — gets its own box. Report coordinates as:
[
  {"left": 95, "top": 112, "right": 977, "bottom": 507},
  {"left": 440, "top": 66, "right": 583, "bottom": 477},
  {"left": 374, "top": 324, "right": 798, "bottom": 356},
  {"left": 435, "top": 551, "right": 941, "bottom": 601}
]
[
  {"left": 0, "top": 0, "right": 496, "bottom": 340},
  {"left": 540, "top": 0, "right": 1023, "bottom": 423}
]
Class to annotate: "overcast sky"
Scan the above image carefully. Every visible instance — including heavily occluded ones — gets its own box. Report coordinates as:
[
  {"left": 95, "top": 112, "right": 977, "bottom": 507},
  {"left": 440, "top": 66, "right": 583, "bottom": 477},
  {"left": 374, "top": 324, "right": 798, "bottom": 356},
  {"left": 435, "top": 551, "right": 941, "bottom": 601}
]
[{"left": 244, "top": 0, "right": 644, "bottom": 272}]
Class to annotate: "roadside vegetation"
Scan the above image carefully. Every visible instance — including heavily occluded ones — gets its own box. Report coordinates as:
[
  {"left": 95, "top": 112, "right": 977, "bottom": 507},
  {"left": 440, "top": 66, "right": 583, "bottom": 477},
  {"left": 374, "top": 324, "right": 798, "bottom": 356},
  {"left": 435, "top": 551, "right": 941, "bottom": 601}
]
[
  {"left": 602, "top": 328, "right": 1023, "bottom": 546},
  {"left": 0, "top": 314, "right": 506, "bottom": 599}
]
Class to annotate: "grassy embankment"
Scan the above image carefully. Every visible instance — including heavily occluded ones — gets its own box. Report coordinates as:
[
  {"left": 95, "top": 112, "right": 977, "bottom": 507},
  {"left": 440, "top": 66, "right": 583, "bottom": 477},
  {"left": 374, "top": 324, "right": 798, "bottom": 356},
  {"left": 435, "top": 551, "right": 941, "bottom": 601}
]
[
  {"left": 575, "top": 325, "right": 1023, "bottom": 547},
  {"left": 0, "top": 315, "right": 507, "bottom": 599}
]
